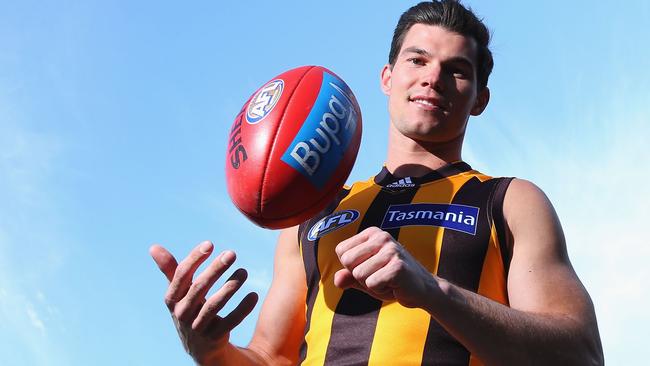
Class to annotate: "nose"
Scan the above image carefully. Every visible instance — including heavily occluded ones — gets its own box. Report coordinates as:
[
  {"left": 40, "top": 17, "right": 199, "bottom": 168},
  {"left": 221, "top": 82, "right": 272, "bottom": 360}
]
[{"left": 419, "top": 63, "right": 444, "bottom": 93}]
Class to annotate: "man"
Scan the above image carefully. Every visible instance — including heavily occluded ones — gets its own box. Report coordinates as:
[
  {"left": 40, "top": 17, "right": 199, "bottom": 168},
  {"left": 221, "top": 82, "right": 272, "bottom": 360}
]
[{"left": 150, "top": 1, "right": 604, "bottom": 365}]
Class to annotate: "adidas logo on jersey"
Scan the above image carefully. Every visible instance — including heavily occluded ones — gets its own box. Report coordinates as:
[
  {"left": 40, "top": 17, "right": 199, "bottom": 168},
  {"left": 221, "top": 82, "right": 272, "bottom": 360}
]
[{"left": 385, "top": 177, "right": 416, "bottom": 188}]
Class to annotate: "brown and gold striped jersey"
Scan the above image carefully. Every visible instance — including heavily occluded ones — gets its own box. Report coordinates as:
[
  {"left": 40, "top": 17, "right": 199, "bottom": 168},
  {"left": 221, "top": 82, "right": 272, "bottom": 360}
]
[{"left": 297, "top": 161, "right": 513, "bottom": 366}]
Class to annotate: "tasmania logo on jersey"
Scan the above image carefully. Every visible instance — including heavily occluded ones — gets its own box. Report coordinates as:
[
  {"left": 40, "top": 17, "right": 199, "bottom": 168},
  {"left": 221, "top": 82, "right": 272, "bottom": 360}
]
[
  {"left": 307, "top": 210, "right": 359, "bottom": 241},
  {"left": 246, "top": 79, "right": 284, "bottom": 124},
  {"left": 381, "top": 203, "right": 479, "bottom": 235}
]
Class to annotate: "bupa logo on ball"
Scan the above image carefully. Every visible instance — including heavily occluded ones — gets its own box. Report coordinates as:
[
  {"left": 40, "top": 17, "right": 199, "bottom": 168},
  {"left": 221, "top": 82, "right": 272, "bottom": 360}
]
[
  {"left": 281, "top": 72, "right": 359, "bottom": 189},
  {"left": 246, "top": 79, "right": 284, "bottom": 124},
  {"left": 307, "top": 210, "right": 359, "bottom": 241},
  {"left": 381, "top": 203, "right": 480, "bottom": 235}
]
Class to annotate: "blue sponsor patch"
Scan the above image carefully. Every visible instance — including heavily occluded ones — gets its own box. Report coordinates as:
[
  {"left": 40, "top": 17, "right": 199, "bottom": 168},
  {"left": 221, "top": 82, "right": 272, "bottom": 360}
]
[
  {"left": 381, "top": 203, "right": 479, "bottom": 235},
  {"left": 281, "top": 72, "right": 359, "bottom": 189},
  {"left": 307, "top": 210, "right": 359, "bottom": 241}
]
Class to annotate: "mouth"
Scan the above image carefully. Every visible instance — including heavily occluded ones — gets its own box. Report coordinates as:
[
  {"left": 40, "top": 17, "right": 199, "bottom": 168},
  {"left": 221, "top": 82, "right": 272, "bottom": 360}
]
[{"left": 409, "top": 95, "right": 447, "bottom": 112}]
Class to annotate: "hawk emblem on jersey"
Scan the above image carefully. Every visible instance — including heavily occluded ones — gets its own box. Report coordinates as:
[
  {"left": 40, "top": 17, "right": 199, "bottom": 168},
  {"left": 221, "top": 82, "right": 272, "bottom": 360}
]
[
  {"left": 381, "top": 203, "right": 479, "bottom": 235},
  {"left": 307, "top": 210, "right": 360, "bottom": 241}
]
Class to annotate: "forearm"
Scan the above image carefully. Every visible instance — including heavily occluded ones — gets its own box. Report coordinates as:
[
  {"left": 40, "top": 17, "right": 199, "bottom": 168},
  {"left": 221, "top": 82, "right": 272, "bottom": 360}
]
[
  {"left": 425, "top": 277, "right": 603, "bottom": 366},
  {"left": 198, "top": 343, "right": 271, "bottom": 366}
]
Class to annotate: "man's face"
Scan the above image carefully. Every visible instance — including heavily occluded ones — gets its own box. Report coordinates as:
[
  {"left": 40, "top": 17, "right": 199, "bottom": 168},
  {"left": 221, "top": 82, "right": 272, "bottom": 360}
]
[{"left": 381, "top": 24, "right": 489, "bottom": 144}]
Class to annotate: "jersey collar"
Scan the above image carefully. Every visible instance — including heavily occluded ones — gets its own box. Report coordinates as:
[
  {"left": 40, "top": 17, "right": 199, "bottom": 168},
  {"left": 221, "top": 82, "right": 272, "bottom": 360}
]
[{"left": 374, "top": 161, "right": 473, "bottom": 187}]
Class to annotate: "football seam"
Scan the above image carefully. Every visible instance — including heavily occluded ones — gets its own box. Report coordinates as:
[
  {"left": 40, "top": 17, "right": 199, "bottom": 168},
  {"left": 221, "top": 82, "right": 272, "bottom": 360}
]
[
  {"left": 246, "top": 172, "right": 350, "bottom": 228},
  {"left": 250, "top": 170, "right": 347, "bottom": 222},
  {"left": 258, "top": 65, "right": 316, "bottom": 217}
]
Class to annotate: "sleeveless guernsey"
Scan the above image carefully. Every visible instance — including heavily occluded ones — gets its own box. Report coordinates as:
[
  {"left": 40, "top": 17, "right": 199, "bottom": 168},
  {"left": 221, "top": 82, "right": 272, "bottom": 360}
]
[{"left": 297, "top": 162, "right": 512, "bottom": 366}]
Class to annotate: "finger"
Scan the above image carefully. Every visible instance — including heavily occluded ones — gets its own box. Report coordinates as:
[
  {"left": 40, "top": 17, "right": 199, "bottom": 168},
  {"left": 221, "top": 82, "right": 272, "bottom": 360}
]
[
  {"left": 364, "top": 259, "right": 403, "bottom": 294},
  {"left": 217, "top": 292, "right": 259, "bottom": 335},
  {"left": 149, "top": 244, "right": 179, "bottom": 282},
  {"left": 350, "top": 246, "right": 393, "bottom": 283},
  {"left": 165, "top": 241, "right": 214, "bottom": 309},
  {"left": 338, "top": 237, "right": 384, "bottom": 270},
  {"left": 335, "top": 226, "right": 381, "bottom": 258},
  {"left": 175, "top": 251, "right": 236, "bottom": 321},
  {"left": 192, "top": 268, "right": 248, "bottom": 332}
]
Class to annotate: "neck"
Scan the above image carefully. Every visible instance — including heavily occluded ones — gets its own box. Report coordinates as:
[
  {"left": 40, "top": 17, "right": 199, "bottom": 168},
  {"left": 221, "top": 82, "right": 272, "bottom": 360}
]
[{"left": 385, "top": 124, "right": 464, "bottom": 178}]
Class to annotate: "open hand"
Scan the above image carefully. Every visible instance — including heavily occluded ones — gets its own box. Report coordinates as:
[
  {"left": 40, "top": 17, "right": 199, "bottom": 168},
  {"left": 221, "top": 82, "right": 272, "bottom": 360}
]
[{"left": 150, "top": 242, "right": 258, "bottom": 364}]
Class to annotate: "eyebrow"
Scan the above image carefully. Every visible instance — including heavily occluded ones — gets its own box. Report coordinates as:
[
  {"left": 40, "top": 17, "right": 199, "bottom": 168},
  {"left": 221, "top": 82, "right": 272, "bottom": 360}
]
[
  {"left": 401, "top": 46, "right": 432, "bottom": 58},
  {"left": 401, "top": 46, "right": 475, "bottom": 70}
]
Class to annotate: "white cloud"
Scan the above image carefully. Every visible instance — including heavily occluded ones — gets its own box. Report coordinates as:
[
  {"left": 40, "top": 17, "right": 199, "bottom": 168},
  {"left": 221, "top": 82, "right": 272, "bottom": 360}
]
[
  {"left": 26, "top": 302, "right": 46, "bottom": 335},
  {"left": 524, "top": 82, "right": 649, "bottom": 363},
  {"left": 0, "top": 263, "right": 68, "bottom": 365},
  {"left": 554, "top": 109, "right": 650, "bottom": 362},
  {"left": 468, "top": 70, "right": 649, "bottom": 364},
  {"left": 0, "top": 119, "right": 70, "bottom": 365},
  {"left": 0, "top": 227, "right": 70, "bottom": 365}
]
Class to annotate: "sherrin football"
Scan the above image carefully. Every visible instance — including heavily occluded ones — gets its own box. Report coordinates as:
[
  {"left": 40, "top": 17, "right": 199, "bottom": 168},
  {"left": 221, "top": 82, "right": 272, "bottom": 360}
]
[{"left": 225, "top": 66, "right": 362, "bottom": 229}]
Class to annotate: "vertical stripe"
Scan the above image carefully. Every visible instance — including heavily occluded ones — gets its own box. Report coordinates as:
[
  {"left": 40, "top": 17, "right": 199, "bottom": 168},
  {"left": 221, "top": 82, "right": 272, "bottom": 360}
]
[
  {"left": 301, "top": 179, "right": 379, "bottom": 365},
  {"left": 491, "top": 178, "right": 514, "bottom": 276},
  {"left": 368, "top": 177, "right": 462, "bottom": 365},
  {"left": 472, "top": 178, "right": 514, "bottom": 316},
  {"left": 299, "top": 188, "right": 351, "bottom": 362},
  {"left": 324, "top": 185, "right": 420, "bottom": 365},
  {"left": 298, "top": 227, "right": 318, "bottom": 362},
  {"left": 475, "top": 226, "right": 508, "bottom": 306},
  {"left": 422, "top": 177, "right": 496, "bottom": 365}
]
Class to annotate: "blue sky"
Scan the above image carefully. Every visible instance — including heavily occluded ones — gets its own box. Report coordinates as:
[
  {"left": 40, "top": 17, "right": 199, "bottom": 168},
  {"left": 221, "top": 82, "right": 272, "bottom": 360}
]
[{"left": 1, "top": 0, "right": 648, "bottom": 365}]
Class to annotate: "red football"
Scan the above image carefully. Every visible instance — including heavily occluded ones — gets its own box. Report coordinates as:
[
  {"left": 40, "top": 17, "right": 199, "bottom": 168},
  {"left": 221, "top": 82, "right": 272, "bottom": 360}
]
[{"left": 225, "top": 65, "right": 362, "bottom": 229}]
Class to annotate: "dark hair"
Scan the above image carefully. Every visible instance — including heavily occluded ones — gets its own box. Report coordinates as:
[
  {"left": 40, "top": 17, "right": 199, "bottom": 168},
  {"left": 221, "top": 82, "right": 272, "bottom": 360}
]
[{"left": 388, "top": 0, "right": 493, "bottom": 90}]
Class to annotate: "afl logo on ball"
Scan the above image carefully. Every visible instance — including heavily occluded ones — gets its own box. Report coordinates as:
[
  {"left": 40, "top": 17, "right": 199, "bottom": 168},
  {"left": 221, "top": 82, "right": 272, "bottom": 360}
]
[{"left": 246, "top": 79, "right": 284, "bottom": 124}]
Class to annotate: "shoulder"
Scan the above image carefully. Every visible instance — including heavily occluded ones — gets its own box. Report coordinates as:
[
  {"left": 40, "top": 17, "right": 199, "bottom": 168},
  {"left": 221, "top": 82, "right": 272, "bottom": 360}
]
[
  {"left": 502, "top": 178, "right": 566, "bottom": 253},
  {"left": 277, "top": 225, "right": 300, "bottom": 252},
  {"left": 504, "top": 178, "right": 545, "bottom": 196},
  {"left": 503, "top": 178, "right": 555, "bottom": 221}
]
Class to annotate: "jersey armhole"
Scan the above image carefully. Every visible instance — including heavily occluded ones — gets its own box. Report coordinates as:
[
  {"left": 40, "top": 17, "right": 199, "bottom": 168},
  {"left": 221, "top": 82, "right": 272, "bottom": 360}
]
[{"left": 490, "top": 177, "right": 514, "bottom": 275}]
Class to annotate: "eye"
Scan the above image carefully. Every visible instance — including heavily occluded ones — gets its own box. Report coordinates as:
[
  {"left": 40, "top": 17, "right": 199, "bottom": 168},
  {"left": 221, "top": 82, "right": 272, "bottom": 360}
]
[
  {"left": 446, "top": 66, "right": 471, "bottom": 79},
  {"left": 452, "top": 69, "right": 467, "bottom": 78},
  {"left": 406, "top": 57, "right": 425, "bottom": 66}
]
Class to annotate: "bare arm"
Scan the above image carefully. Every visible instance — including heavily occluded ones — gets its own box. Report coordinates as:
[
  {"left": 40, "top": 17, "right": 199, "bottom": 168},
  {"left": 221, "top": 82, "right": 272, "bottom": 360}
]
[
  {"left": 150, "top": 225, "right": 306, "bottom": 366},
  {"left": 335, "top": 179, "right": 603, "bottom": 365},
  {"left": 419, "top": 179, "right": 603, "bottom": 365},
  {"left": 247, "top": 225, "right": 307, "bottom": 365}
]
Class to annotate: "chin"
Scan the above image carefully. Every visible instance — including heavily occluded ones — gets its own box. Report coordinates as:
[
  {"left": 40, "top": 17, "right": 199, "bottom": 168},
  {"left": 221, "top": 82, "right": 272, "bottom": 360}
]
[
  {"left": 391, "top": 116, "right": 462, "bottom": 142},
  {"left": 403, "top": 122, "right": 442, "bottom": 138},
  {"left": 404, "top": 126, "right": 465, "bottom": 145}
]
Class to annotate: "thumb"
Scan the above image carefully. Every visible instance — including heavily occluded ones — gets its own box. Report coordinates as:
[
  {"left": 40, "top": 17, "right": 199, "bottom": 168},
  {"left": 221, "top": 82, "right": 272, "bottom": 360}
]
[
  {"left": 334, "top": 268, "right": 395, "bottom": 302},
  {"left": 149, "top": 244, "right": 178, "bottom": 282},
  {"left": 334, "top": 268, "right": 360, "bottom": 290}
]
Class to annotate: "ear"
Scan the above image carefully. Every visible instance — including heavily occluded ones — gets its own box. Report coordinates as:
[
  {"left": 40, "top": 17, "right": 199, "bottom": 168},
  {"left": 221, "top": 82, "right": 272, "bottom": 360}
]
[
  {"left": 470, "top": 86, "right": 490, "bottom": 116},
  {"left": 380, "top": 64, "right": 392, "bottom": 96}
]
